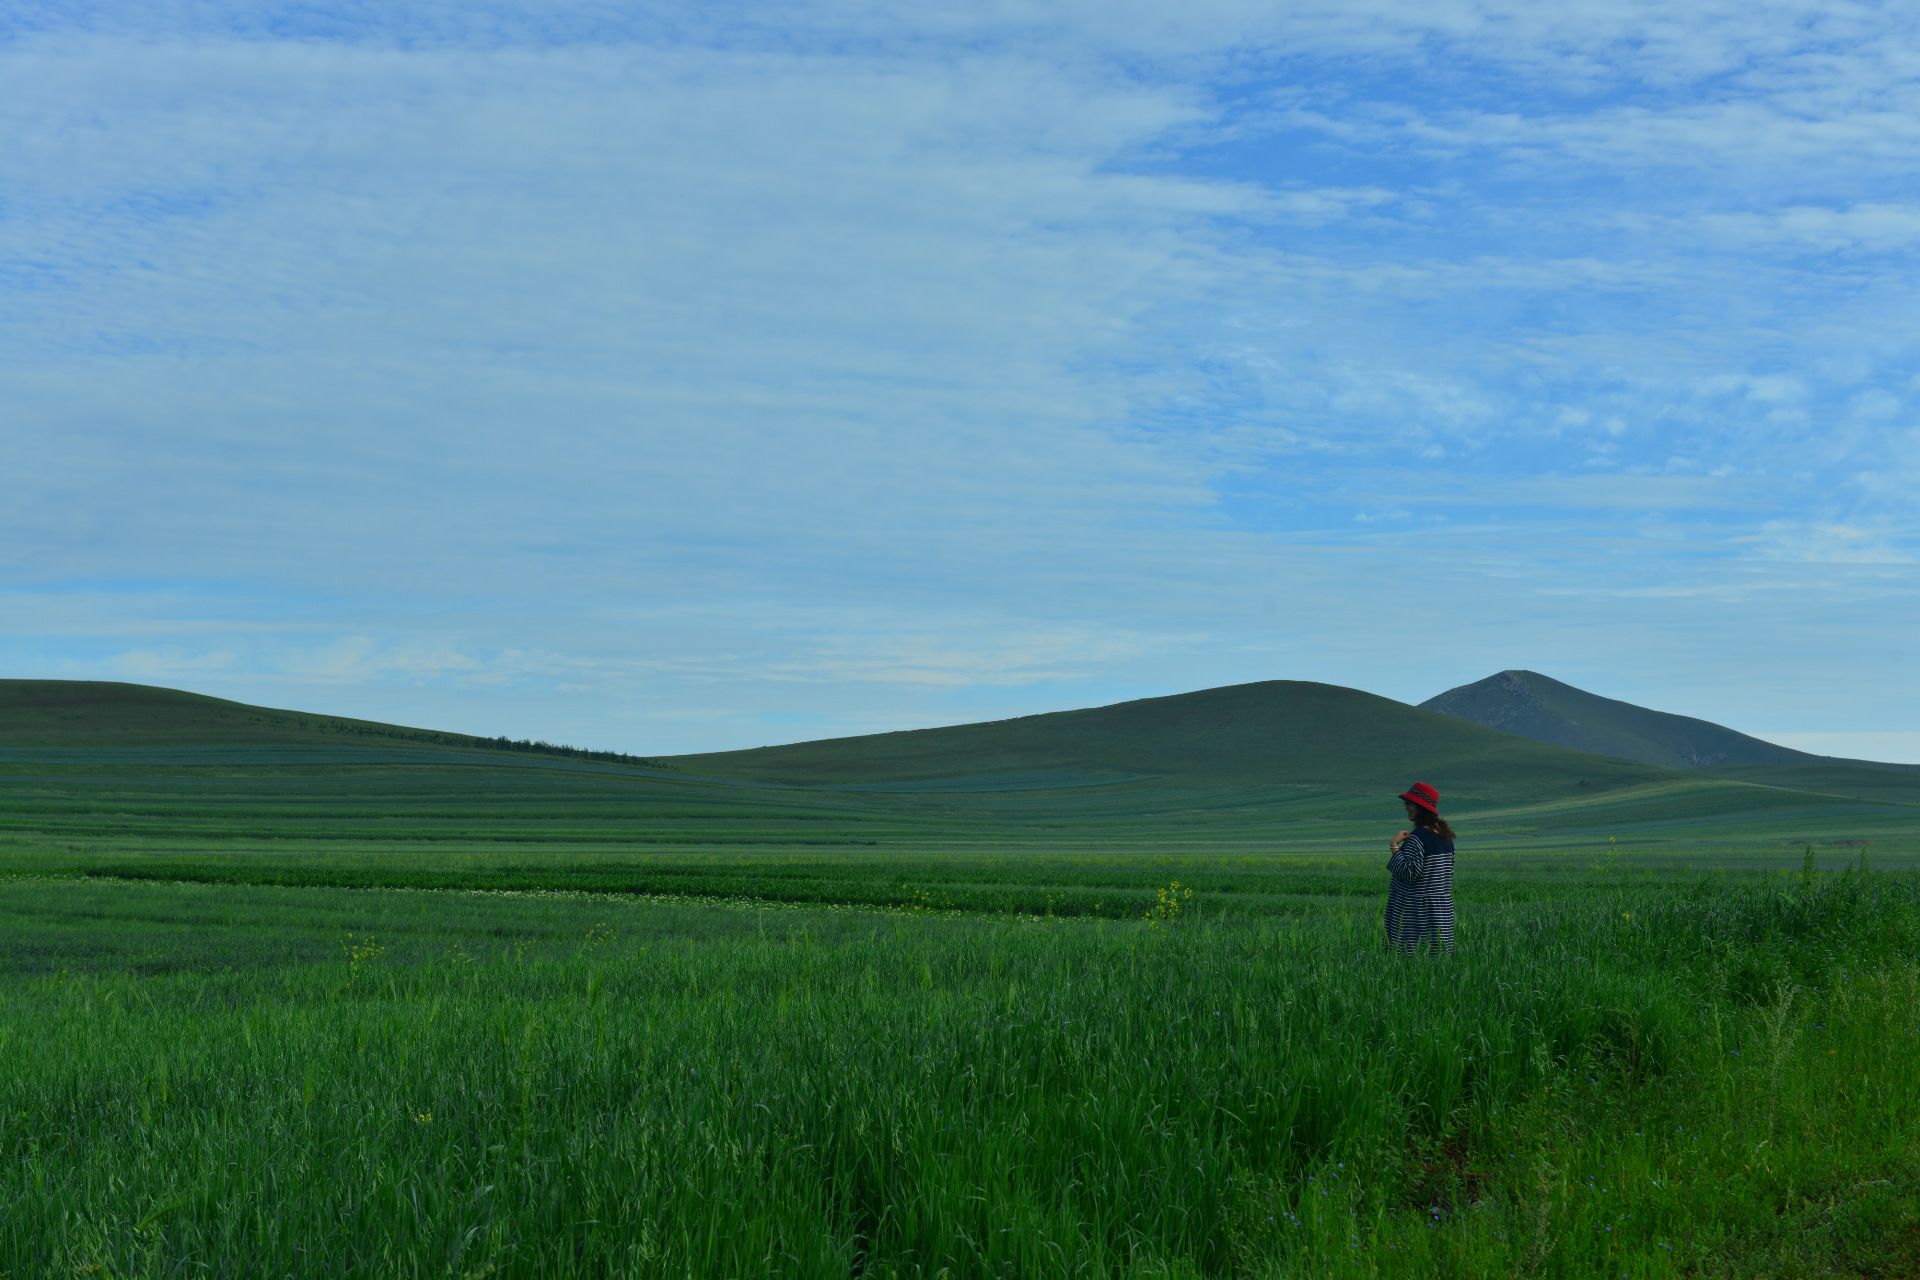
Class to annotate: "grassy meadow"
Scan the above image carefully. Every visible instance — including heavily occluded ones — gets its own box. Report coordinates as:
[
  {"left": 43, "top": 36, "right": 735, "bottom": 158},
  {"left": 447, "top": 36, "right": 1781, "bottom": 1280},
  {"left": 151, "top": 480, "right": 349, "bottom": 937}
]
[{"left": 2, "top": 680, "right": 1919, "bottom": 1276}]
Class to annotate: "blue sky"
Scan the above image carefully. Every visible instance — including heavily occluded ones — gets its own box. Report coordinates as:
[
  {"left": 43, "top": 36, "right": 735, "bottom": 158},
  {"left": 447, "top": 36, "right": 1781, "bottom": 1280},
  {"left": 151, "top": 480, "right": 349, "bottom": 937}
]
[{"left": 5, "top": 1, "right": 1918, "bottom": 759}]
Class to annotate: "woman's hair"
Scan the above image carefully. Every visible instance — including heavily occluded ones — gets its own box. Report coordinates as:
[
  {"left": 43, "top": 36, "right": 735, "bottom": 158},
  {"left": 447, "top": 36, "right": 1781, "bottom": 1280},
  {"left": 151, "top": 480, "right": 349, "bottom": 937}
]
[{"left": 1412, "top": 808, "right": 1457, "bottom": 842}]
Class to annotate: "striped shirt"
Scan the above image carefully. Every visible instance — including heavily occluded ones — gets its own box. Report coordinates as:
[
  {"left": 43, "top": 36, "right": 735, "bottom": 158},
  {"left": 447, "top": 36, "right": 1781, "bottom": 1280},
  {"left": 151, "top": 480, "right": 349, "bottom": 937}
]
[{"left": 1385, "top": 825, "right": 1455, "bottom": 954}]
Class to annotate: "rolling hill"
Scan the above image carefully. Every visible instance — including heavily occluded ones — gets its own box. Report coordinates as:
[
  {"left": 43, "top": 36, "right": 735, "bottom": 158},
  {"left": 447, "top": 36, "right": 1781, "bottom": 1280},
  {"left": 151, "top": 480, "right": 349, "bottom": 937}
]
[
  {"left": 7, "top": 677, "right": 1674, "bottom": 804},
  {"left": 1420, "top": 670, "right": 1920, "bottom": 807},
  {"left": 0, "top": 679, "right": 666, "bottom": 766},
  {"left": 670, "top": 679, "right": 1677, "bottom": 802},
  {"left": 0, "top": 680, "right": 444, "bottom": 747},
  {"left": 1421, "top": 670, "right": 1814, "bottom": 769}
]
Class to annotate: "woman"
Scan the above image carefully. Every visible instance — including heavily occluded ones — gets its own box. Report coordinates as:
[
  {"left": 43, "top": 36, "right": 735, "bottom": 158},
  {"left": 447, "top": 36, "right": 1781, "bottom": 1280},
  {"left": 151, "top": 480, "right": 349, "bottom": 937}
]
[{"left": 1385, "top": 781, "right": 1455, "bottom": 954}]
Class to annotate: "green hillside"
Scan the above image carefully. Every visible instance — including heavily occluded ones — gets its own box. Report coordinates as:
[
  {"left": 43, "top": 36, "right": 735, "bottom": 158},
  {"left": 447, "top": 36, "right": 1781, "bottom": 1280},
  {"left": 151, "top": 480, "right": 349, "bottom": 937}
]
[
  {"left": 0, "top": 680, "right": 663, "bottom": 766},
  {"left": 1, "top": 680, "right": 421, "bottom": 745},
  {"left": 672, "top": 679, "right": 1676, "bottom": 803},
  {"left": 1421, "top": 670, "right": 1813, "bottom": 769},
  {"left": 1706, "top": 760, "right": 1920, "bottom": 807}
]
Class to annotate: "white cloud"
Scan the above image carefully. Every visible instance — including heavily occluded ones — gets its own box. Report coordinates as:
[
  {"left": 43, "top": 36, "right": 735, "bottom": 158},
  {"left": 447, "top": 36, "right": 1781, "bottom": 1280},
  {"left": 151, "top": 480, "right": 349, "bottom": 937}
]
[
  {"left": 767, "top": 622, "right": 1177, "bottom": 688},
  {"left": 1744, "top": 521, "right": 1916, "bottom": 565},
  {"left": 1849, "top": 388, "right": 1902, "bottom": 421},
  {"left": 1265, "top": 186, "right": 1401, "bottom": 222},
  {"left": 105, "top": 647, "right": 238, "bottom": 681},
  {"left": 1694, "top": 373, "right": 1808, "bottom": 405},
  {"left": 1698, "top": 203, "right": 1920, "bottom": 254}
]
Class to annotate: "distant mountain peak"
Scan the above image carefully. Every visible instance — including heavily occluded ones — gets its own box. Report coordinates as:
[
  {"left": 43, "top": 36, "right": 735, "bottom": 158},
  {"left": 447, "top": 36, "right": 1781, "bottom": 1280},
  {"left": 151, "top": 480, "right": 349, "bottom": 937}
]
[{"left": 1421, "top": 672, "right": 1809, "bottom": 770}]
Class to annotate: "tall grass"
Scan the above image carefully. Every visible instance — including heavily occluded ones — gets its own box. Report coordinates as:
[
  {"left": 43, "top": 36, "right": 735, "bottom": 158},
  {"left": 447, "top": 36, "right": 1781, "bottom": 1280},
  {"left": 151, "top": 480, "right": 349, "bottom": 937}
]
[{"left": 2, "top": 869, "right": 1915, "bottom": 1276}]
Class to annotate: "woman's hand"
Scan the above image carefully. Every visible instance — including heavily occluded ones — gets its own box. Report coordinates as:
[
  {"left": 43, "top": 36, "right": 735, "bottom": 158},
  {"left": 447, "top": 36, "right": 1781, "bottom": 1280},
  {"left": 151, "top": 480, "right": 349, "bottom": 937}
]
[{"left": 1389, "top": 829, "right": 1409, "bottom": 853}]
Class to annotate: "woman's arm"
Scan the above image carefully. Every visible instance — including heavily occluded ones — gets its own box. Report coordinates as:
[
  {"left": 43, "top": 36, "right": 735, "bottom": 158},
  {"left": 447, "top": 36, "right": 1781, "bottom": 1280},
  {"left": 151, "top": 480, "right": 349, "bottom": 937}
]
[
  {"left": 1387, "top": 829, "right": 1408, "bottom": 866},
  {"left": 1388, "top": 828, "right": 1425, "bottom": 883}
]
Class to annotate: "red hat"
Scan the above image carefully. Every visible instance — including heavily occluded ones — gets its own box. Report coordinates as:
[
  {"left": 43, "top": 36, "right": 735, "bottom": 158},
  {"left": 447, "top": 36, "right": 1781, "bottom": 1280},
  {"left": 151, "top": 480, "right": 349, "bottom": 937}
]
[{"left": 1398, "top": 781, "right": 1440, "bottom": 815}]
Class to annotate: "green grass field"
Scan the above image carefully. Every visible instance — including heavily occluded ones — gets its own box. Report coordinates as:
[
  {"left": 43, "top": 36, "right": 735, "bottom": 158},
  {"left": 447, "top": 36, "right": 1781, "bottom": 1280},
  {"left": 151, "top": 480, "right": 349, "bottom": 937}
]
[{"left": 2, "top": 681, "right": 1918, "bottom": 1276}]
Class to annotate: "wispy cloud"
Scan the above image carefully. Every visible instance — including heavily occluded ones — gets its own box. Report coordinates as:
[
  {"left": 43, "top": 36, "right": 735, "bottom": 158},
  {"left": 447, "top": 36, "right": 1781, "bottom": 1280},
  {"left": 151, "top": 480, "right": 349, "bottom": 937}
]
[
  {"left": 1694, "top": 203, "right": 1920, "bottom": 254},
  {"left": 1743, "top": 521, "right": 1918, "bottom": 566}
]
